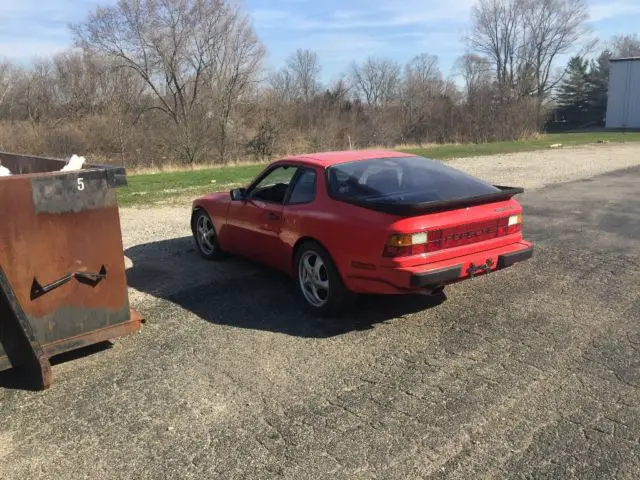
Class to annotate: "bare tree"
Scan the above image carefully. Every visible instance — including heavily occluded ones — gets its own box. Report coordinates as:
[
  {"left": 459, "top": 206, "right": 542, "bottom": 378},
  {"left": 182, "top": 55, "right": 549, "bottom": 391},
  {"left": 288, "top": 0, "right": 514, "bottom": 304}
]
[
  {"left": 521, "top": 0, "right": 590, "bottom": 99},
  {"left": 405, "top": 54, "right": 440, "bottom": 85},
  {"left": 0, "top": 0, "right": 577, "bottom": 167},
  {"left": 267, "top": 49, "right": 321, "bottom": 104},
  {"left": 103, "top": 59, "right": 147, "bottom": 165},
  {"left": 268, "top": 69, "right": 296, "bottom": 103},
  {"left": 0, "top": 62, "right": 14, "bottom": 113},
  {"left": 209, "top": 10, "right": 265, "bottom": 163},
  {"left": 468, "top": 0, "right": 522, "bottom": 92},
  {"left": 52, "top": 51, "right": 114, "bottom": 118},
  {"left": 405, "top": 54, "right": 443, "bottom": 98},
  {"left": 349, "top": 57, "right": 401, "bottom": 106},
  {"left": 73, "top": 0, "right": 263, "bottom": 164},
  {"left": 611, "top": 34, "right": 640, "bottom": 57},
  {"left": 22, "top": 59, "right": 57, "bottom": 125},
  {"left": 468, "top": 0, "right": 590, "bottom": 100},
  {"left": 286, "top": 49, "right": 321, "bottom": 102},
  {"left": 401, "top": 54, "right": 446, "bottom": 143},
  {"left": 454, "top": 53, "right": 492, "bottom": 98},
  {"left": 325, "top": 77, "right": 351, "bottom": 104}
]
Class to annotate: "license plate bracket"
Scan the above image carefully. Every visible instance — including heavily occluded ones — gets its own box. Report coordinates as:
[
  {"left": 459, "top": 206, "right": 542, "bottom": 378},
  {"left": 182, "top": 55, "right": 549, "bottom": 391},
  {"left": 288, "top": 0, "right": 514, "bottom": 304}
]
[{"left": 467, "top": 258, "right": 495, "bottom": 279}]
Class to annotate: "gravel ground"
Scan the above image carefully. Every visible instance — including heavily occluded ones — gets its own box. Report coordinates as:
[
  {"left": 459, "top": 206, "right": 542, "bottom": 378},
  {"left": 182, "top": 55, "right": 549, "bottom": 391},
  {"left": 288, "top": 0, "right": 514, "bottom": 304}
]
[
  {"left": 446, "top": 142, "right": 640, "bottom": 189},
  {"left": 1, "top": 143, "right": 639, "bottom": 479},
  {"left": 119, "top": 142, "right": 640, "bottom": 250}
]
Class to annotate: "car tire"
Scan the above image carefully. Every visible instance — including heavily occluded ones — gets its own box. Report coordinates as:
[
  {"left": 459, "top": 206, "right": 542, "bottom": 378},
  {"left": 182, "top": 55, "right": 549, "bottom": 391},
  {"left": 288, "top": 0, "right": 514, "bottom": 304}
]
[
  {"left": 192, "top": 209, "right": 224, "bottom": 260},
  {"left": 294, "top": 241, "right": 355, "bottom": 317}
]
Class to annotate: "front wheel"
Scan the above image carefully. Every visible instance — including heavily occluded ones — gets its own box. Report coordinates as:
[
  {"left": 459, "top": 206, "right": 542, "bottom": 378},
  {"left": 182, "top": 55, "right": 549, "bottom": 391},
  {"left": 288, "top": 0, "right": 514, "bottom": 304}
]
[
  {"left": 192, "top": 209, "right": 224, "bottom": 260},
  {"left": 294, "top": 242, "right": 355, "bottom": 317}
]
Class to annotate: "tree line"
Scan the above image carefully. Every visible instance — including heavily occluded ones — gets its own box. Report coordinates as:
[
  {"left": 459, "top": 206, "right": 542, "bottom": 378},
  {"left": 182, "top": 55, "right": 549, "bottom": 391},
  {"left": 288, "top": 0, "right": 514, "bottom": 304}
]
[
  {"left": 0, "top": 0, "right": 631, "bottom": 167},
  {"left": 555, "top": 34, "right": 640, "bottom": 129}
]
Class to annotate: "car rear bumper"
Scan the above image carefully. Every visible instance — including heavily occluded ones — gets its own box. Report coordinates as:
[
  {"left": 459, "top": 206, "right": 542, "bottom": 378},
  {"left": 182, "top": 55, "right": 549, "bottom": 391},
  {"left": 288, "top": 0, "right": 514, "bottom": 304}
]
[
  {"left": 345, "top": 241, "right": 533, "bottom": 294},
  {"left": 409, "top": 265, "right": 462, "bottom": 288},
  {"left": 409, "top": 244, "right": 533, "bottom": 288},
  {"left": 497, "top": 245, "right": 534, "bottom": 268}
]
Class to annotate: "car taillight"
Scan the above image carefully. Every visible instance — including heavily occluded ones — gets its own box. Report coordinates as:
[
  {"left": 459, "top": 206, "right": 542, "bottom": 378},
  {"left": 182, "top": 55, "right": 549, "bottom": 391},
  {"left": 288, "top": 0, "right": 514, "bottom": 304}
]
[
  {"left": 383, "top": 233, "right": 428, "bottom": 257},
  {"left": 383, "top": 213, "right": 523, "bottom": 258},
  {"left": 507, "top": 213, "right": 522, "bottom": 234}
]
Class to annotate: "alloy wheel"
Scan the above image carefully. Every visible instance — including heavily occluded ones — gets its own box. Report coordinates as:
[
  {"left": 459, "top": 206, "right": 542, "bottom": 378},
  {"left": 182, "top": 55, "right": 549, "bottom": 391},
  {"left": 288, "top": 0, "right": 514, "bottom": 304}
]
[
  {"left": 298, "top": 250, "right": 330, "bottom": 307},
  {"left": 196, "top": 214, "right": 216, "bottom": 256}
]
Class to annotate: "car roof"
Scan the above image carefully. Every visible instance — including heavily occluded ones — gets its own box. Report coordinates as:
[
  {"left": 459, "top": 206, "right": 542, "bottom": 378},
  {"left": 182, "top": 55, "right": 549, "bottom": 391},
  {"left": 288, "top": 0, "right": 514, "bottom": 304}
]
[{"left": 278, "top": 150, "right": 416, "bottom": 167}]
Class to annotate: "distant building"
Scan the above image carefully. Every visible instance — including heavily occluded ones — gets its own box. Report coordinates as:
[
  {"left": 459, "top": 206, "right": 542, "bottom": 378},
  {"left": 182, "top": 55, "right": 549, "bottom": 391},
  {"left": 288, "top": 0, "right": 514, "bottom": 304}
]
[{"left": 606, "top": 57, "right": 640, "bottom": 129}]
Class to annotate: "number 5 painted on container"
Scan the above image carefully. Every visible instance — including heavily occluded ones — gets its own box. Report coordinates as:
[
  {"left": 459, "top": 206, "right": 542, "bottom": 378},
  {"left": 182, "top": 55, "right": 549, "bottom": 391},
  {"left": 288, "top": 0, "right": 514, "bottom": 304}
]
[{"left": 77, "top": 177, "right": 85, "bottom": 191}]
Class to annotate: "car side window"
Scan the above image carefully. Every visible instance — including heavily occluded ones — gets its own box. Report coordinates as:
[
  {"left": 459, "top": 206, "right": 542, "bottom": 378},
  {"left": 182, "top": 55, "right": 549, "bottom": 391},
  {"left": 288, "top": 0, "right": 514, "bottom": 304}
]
[
  {"left": 249, "top": 166, "right": 298, "bottom": 204},
  {"left": 287, "top": 169, "right": 317, "bottom": 205}
]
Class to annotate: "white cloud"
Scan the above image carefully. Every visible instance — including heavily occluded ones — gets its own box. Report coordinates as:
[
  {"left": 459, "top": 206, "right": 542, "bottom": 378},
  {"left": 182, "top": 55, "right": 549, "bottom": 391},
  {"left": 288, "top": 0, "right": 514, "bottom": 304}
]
[
  {"left": 589, "top": 0, "right": 640, "bottom": 22},
  {"left": 298, "top": 33, "right": 389, "bottom": 64},
  {"left": 0, "top": 40, "right": 67, "bottom": 60},
  {"left": 252, "top": 0, "right": 473, "bottom": 80},
  {"left": 253, "top": 0, "right": 474, "bottom": 31},
  {"left": 251, "top": 9, "right": 298, "bottom": 28},
  {"left": 0, "top": 0, "right": 115, "bottom": 61}
]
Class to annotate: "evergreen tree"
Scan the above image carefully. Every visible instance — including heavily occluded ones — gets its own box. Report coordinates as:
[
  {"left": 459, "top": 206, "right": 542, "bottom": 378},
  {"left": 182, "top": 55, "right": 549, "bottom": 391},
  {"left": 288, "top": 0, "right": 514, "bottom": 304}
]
[
  {"left": 557, "top": 56, "right": 590, "bottom": 126},
  {"left": 587, "top": 50, "right": 612, "bottom": 125}
]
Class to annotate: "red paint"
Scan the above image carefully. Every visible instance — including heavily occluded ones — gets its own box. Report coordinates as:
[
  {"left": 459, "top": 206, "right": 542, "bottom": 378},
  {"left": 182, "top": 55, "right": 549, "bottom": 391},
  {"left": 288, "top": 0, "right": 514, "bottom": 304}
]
[{"left": 193, "top": 150, "right": 533, "bottom": 294}]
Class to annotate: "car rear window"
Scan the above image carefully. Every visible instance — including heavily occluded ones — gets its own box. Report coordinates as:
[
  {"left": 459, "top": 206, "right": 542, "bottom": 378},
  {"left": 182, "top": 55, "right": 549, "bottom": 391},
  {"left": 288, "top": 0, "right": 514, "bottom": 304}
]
[{"left": 327, "top": 156, "right": 500, "bottom": 204}]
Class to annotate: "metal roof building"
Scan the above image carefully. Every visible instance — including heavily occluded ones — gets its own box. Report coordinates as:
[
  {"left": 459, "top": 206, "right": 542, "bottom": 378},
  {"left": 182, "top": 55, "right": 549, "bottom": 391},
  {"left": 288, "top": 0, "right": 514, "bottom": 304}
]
[{"left": 606, "top": 57, "right": 640, "bottom": 129}]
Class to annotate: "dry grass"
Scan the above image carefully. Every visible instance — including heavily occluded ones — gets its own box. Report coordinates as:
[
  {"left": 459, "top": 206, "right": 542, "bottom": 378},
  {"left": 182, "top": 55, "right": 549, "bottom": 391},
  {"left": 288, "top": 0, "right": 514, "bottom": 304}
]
[{"left": 126, "top": 161, "right": 269, "bottom": 175}]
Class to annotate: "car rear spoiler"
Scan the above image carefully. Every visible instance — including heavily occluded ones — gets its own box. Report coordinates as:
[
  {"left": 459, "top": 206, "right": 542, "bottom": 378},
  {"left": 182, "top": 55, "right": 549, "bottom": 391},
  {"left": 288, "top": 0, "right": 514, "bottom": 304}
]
[{"left": 337, "top": 185, "right": 525, "bottom": 216}]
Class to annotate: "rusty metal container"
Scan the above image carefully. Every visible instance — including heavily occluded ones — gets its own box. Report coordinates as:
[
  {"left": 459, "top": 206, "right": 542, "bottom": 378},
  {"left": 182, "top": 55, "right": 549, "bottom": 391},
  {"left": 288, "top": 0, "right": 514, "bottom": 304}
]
[{"left": 0, "top": 152, "right": 142, "bottom": 389}]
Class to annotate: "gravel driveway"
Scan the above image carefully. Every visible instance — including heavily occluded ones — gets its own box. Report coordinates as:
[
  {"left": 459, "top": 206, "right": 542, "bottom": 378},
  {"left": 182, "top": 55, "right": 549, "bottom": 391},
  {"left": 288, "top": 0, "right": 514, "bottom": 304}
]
[
  {"left": 120, "top": 142, "right": 640, "bottom": 250},
  {"left": 1, "top": 143, "right": 639, "bottom": 479}
]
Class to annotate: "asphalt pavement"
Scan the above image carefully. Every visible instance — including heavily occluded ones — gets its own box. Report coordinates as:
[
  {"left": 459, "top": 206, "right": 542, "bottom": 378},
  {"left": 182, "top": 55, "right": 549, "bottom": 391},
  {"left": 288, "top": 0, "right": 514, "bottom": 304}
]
[{"left": 0, "top": 166, "right": 639, "bottom": 479}]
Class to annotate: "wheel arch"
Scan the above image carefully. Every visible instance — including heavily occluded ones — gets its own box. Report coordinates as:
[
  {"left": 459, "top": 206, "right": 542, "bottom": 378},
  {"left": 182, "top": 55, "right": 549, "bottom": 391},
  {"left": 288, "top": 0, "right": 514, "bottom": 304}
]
[
  {"left": 291, "top": 235, "right": 355, "bottom": 315},
  {"left": 190, "top": 206, "right": 204, "bottom": 235},
  {"left": 292, "top": 236, "right": 346, "bottom": 280},
  {"left": 293, "top": 236, "right": 325, "bottom": 261}
]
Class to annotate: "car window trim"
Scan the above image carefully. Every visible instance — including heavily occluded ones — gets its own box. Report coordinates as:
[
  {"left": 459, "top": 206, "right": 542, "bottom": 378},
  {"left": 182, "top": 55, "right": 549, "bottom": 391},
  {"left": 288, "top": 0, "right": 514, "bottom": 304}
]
[
  {"left": 284, "top": 167, "right": 317, "bottom": 206},
  {"left": 245, "top": 163, "right": 300, "bottom": 205}
]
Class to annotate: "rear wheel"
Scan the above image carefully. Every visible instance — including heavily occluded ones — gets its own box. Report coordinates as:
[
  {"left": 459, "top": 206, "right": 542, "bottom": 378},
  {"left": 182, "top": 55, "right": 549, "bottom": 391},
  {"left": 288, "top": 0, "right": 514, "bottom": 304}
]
[
  {"left": 295, "top": 241, "right": 354, "bottom": 317},
  {"left": 192, "top": 209, "right": 224, "bottom": 260}
]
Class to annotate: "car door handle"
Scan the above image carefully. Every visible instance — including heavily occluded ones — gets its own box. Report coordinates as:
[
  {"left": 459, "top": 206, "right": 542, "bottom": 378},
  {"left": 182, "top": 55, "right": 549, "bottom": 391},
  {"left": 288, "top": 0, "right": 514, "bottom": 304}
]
[{"left": 267, "top": 212, "right": 281, "bottom": 221}]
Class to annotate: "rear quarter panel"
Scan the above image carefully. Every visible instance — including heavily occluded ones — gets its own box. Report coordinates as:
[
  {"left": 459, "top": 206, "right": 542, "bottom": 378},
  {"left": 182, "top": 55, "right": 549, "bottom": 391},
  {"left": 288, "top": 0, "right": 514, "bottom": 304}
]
[{"left": 279, "top": 169, "right": 398, "bottom": 276}]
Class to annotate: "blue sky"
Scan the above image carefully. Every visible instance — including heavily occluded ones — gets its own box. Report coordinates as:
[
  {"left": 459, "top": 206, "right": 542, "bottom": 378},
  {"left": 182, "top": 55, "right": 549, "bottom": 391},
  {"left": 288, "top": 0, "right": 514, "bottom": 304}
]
[{"left": 1, "top": 0, "right": 639, "bottom": 82}]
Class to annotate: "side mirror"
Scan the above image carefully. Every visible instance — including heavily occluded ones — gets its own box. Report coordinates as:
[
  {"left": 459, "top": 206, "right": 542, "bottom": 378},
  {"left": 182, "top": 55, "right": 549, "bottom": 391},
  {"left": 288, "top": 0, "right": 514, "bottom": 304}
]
[{"left": 230, "top": 188, "right": 246, "bottom": 201}]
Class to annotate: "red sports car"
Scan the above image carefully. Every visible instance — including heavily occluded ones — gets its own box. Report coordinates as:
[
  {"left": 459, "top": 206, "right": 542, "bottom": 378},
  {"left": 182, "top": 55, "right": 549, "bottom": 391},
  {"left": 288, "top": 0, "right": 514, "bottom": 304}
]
[{"left": 191, "top": 150, "right": 533, "bottom": 315}]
